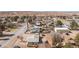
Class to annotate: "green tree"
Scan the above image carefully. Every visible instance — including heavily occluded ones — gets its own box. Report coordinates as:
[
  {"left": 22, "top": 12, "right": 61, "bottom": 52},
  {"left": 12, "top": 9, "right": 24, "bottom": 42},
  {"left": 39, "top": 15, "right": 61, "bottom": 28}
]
[
  {"left": 32, "top": 15, "right": 36, "bottom": 20},
  {"left": 5, "top": 17, "right": 17, "bottom": 29},
  {"left": 72, "top": 33, "right": 79, "bottom": 47},
  {"left": 56, "top": 20, "right": 63, "bottom": 26},
  {"left": 0, "top": 20, "right": 6, "bottom": 36},
  {"left": 13, "top": 16, "right": 19, "bottom": 22},
  {"left": 63, "top": 43, "right": 73, "bottom": 48},
  {"left": 75, "top": 33, "right": 79, "bottom": 44},
  {"left": 70, "top": 20, "right": 78, "bottom": 30},
  {"left": 21, "top": 16, "right": 27, "bottom": 23}
]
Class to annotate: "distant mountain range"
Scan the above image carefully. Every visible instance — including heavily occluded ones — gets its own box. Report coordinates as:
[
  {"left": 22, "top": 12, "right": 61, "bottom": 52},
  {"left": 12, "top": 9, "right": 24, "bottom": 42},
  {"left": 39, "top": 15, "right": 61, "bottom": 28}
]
[{"left": 0, "top": 11, "right": 79, "bottom": 16}]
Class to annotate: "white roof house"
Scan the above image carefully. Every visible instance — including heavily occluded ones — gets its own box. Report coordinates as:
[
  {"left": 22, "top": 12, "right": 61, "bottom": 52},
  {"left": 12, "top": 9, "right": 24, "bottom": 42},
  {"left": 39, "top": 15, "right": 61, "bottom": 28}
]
[
  {"left": 54, "top": 27, "right": 69, "bottom": 32},
  {"left": 26, "top": 34, "right": 39, "bottom": 42}
]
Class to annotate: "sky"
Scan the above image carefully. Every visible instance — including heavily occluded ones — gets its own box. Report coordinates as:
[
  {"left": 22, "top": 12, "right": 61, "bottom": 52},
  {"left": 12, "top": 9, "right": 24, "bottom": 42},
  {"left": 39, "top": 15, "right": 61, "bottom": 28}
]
[{"left": 0, "top": 0, "right": 79, "bottom": 11}]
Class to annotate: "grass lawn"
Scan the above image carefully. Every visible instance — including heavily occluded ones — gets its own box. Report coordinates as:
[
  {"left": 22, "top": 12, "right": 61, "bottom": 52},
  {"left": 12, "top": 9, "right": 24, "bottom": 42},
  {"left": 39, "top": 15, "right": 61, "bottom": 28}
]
[
  {"left": 59, "top": 19, "right": 70, "bottom": 25},
  {"left": 6, "top": 28, "right": 17, "bottom": 32},
  {"left": 60, "top": 19, "right": 68, "bottom": 23},
  {"left": 10, "top": 29, "right": 17, "bottom": 32}
]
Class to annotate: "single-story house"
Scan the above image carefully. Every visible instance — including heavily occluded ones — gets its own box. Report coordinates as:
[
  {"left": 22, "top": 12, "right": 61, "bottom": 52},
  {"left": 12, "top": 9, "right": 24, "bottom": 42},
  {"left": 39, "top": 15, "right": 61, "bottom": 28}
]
[
  {"left": 26, "top": 33, "right": 39, "bottom": 43},
  {"left": 54, "top": 27, "right": 69, "bottom": 32}
]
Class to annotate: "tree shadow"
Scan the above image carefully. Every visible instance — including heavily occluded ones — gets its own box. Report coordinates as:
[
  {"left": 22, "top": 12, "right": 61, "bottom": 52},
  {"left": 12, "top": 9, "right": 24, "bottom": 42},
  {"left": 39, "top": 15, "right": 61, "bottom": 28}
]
[{"left": 0, "top": 34, "right": 14, "bottom": 37}]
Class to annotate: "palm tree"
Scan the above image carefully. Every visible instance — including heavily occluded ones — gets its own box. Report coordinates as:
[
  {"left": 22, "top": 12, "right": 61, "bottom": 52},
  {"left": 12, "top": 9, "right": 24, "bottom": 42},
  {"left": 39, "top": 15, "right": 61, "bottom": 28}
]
[
  {"left": 21, "top": 16, "right": 31, "bottom": 31},
  {"left": 26, "top": 16, "right": 30, "bottom": 31}
]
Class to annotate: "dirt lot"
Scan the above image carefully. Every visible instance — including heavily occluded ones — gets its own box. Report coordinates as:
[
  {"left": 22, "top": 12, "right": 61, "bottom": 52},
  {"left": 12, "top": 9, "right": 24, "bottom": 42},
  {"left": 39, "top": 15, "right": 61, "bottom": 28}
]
[{"left": 62, "top": 30, "right": 79, "bottom": 44}]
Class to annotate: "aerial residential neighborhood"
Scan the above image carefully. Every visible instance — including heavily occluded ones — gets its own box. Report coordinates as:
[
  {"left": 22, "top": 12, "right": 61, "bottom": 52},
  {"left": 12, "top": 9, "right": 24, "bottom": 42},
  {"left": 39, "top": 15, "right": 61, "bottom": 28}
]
[{"left": 0, "top": 11, "right": 79, "bottom": 48}]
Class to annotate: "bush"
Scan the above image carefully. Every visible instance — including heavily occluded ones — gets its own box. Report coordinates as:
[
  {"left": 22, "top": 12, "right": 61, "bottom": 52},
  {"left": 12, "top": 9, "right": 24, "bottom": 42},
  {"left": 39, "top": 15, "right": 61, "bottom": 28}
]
[
  {"left": 70, "top": 20, "right": 78, "bottom": 30},
  {"left": 63, "top": 43, "right": 73, "bottom": 48}
]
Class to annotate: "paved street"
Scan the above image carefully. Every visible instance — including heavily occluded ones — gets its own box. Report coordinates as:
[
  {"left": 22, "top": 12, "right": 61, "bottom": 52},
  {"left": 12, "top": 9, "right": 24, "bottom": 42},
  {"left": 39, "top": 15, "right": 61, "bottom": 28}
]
[{"left": 2, "top": 23, "right": 28, "bottom": 48}]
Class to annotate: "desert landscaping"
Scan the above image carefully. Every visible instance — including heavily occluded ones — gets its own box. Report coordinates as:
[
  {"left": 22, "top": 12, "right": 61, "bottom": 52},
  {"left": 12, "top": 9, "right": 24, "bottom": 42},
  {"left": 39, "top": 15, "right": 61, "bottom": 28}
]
[{"left": 0, "top": 11, "right": 79, "bottom": 48}]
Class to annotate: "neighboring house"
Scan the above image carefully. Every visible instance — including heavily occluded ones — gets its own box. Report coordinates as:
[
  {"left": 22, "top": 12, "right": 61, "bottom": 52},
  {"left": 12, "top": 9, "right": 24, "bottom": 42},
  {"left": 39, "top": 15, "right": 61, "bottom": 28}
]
[
  {"left": 54, "top": 26, "right": 69, "bottom": 32},
  {"left": 26, "top": 34, "right": 39, "bottom": 43},
  {"left": 35, "top": 21, "right": 40, "bottom": 26},
  {"left": 30, "top": 25, "right": 41, "bottom": 33},
  {"left": 26, "top": 33, "right": 39, "bottom": 47}
]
